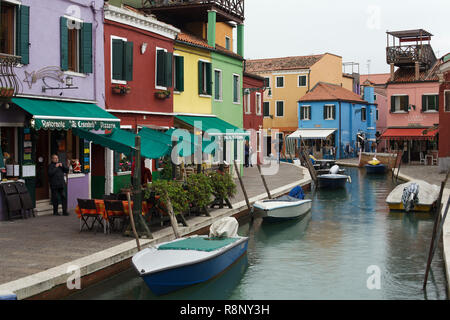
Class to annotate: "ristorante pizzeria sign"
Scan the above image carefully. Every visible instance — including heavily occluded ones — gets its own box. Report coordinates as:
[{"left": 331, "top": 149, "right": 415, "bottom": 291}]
[{"left": 31, "top": 118, "right": 120, "bottom": 130}]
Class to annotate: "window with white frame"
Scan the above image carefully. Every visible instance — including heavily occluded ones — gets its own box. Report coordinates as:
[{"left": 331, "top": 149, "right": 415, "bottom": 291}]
[
  {"left": 233, "top": 74, "right": 240, "bottom": 103},
  {"left": 446, "top": 91, "right": 450, "bottom": 112},
  {"left": 324, "top": 104, "right": 335, "bottom": 120},
  {"left": 300, "top": 105, "right": 311, "bottom": 120},
  {"left": 214, "top": 69, "right": 222, "bottom": 101},
  {"left": 422, "top": 94, "right": 439, "bottom": 112},
  {"left": 361, "top": 107, "right": 367, "bottom": 121},
  {"left": 245, "top": 90, "right": 251, "bottom": 113},
  {"left": 276, "top": 76, "right": 284, "bottom": 88},
  {"left": 298, "top": 75, "right": 307, "bottom": 87},
  {"left": 256, "top": 92, "right": 262, "bottom": 115},
  {"left": 225, "top": 36, "right": 231, "bottom": 50},
  {"left": 276, "top": 101, "right": 284, "bottom": 117},
  {"left": 376, "top": 109, "right": 379, "bottom": 121},
  {"left": 263, "top": 102, "right": 270, "bottom": 117},
  {"left": 390, "top": 95, "right": 409, "bottom": 112}
]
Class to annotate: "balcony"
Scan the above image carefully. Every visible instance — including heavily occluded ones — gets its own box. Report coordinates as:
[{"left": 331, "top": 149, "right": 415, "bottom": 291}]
[
  {"left": 0, "top": 53, "right": 22, "bottom": 99},
  {"left": 386, "top": 44, "right": 436, "bottom": 69},
  {"left": 141, "top": 0, "right": 244, "bottom": 24}
]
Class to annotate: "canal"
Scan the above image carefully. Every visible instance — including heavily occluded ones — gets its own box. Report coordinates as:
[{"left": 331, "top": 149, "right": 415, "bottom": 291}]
[{"left": 67, "top": 167, "right": 448, "bottom": 300}]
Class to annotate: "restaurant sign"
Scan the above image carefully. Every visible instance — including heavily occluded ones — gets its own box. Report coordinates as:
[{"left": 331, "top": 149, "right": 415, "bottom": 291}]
[{"left": 31, "top": 118, "right": 120, "bottom": 131}]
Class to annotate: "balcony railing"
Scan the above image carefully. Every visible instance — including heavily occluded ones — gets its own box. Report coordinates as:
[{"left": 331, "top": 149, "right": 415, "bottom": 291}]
[
  {"left": 0, "top": 53, "right": 22, "bottom": 99},
  {"left": 386, "top": 44, "right": 436, "bottom": 68},
  {"left": 142, "top": 0, "right": 244, "bottom": 20}
]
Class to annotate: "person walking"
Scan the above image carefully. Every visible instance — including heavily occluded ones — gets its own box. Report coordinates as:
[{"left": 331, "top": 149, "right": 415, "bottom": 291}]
[
  {"left": 48, "top": 154, "right": 69, "bottom": 216},
  {"left": 244, "top": 140, "right": 250, "bottom": 167}
]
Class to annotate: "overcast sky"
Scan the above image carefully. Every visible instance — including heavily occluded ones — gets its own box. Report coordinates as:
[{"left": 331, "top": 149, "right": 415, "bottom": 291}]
[{"left": 243, "top": 0, "right": 450, "bottom": 74}]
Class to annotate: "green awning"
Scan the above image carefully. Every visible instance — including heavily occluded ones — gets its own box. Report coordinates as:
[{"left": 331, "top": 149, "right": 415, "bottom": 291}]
[
  {"left": 175, "top": 115, "right": 243, "bottom": 134},
  {"left": 12, "top": 98, "right": 120, "bottom": 130},
  {"left": 0, "top": 146, "right": 4, "bottom": 169},
  {"left": 73, "top": 128, "right": 171, "bottom": 159}
]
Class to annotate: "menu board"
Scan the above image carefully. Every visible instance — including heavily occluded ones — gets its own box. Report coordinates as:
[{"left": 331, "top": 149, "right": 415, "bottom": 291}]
[
  {"left": 23, "top": 128, "right": 33, "bottom": 165},
  {"left": 83, "top": 140, "right": 90, "bottom": 173}
]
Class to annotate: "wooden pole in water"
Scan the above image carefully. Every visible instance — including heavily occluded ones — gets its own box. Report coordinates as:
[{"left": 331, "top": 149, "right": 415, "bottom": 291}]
[
  {"left": 164, "top": 192, "right": 181, "bottom": 239},
  {"left": 126, "top": 192, "right": 141, "bottom": 252},
  {"left": 234, "top": 160, "right": 251, "bottom": 211},
  {"left": 423, "top": 171, "right": 450, "bottom": 289},
  {"left": 257, "top": 164, "right": 272, "bottom": 199}
]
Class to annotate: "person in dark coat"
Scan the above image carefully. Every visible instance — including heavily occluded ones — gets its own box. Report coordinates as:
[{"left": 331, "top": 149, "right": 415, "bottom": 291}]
[
  {"left": 244, "top": 141, "right": 250, "bottom": 167},
  {"left": 48, "top": 154, "right": 69, "bottom": 216}
]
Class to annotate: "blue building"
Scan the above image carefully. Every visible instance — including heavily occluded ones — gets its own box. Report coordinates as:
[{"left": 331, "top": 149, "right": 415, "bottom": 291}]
[{"left": 290, "top": 82, "right": 376, "bottom": 159}]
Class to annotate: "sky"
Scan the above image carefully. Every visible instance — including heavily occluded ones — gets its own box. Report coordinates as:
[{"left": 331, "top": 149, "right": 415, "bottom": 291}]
[{"left": 243, "top": 0, "right": 450, "bottom": 74}]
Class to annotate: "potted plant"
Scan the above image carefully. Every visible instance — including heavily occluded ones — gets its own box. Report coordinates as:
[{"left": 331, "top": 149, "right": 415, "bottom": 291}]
[
  {"left": 112, "top": 84, "right": 131, "bottom": 95},
  {"left": 186, "top": 173, "right": 213, "bottom": 215},
  {"left": 208, "top": 171, "right": 236, "bottom": 208},
  {"left": 5, "top": 88, "right": 14, "bottom": 97},
  {"left": 146, "top": 180, "right": 189, "bottom": 216},
  {"left": 154, "top": 89, "right": 171, "bottom": 99}
]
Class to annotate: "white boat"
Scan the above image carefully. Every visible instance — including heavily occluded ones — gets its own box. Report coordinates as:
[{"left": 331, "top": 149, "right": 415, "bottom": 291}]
[
  {"left": 386, "top": 180, "right": 440, "bottom": 212},
  {"left": 253, "top": 195, "right": 312, "bottom": 222}
]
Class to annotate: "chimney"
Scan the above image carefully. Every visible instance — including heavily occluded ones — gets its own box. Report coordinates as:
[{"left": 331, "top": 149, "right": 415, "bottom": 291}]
[{"left": 415, "top": 62, "right": 420, "bottom": 81}]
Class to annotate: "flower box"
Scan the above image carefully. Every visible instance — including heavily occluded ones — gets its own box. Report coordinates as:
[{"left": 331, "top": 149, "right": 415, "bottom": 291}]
[
  {"left": 154, "top": 90, "right": 170, "bottom": 99},
  {"left": 0, "top": 87, "right": 14, "bottom": 98},
  {"left": 112, "top": 84, "right": 131, "bottom": 95}
]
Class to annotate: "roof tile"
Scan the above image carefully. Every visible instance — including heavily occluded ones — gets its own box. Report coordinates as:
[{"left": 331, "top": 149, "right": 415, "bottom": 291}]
[
  {"left": 245, "top": 54, "right": 325, "bottom": 72},
  {"left": 299, "top": 82, "right": 367, "bottom": 103}
]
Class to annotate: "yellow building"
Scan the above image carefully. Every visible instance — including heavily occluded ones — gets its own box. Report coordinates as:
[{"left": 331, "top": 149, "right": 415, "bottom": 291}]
[{"left": 246, "top": 53, "right": 353, "bottom": 137}]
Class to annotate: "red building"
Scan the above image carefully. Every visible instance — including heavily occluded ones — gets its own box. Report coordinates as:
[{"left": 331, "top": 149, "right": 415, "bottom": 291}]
[
  {"left": 243, "top": 72, "right": 265, "bottom": 164},
  {"left": 438, "top": 55, "right": 450, "bottom": 172},
  {"left": 104, "top": 4, "right": 179, "bottom": 130}
]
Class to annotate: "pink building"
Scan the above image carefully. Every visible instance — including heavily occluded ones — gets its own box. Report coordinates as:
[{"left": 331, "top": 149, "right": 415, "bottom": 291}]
[
  {"left": 360, "top": 74, "right": 390, "bottom": 152},
  {"left": 381, "top": 29, "right": 441, "bottom": 164}
]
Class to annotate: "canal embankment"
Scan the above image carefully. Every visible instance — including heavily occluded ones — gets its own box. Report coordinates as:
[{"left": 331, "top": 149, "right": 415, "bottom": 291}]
[
  {"left": 0, "top": 162, "right": 311, "bottom": 300},
  {"left": 338, "top": 157, "right": 450, "bottom": 295}
]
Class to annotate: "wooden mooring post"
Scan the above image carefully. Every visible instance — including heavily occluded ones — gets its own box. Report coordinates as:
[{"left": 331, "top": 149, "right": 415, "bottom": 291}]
[
  {"left": 423, "top": 170, "right": 450, "bottom": 289},
  {"left": 126, "top": 192, "right": 141, "bottom": 252},
  {"left": 233, "top": 160, "right": 251, "bottom": 211},
  {"left": 257, "top": 164, "right": 272, "bottom": 199}
]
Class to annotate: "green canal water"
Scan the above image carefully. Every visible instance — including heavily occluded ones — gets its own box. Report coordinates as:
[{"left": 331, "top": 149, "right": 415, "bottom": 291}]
[{"left": 67, "top": 167, "right": 448, "bottom": 300}]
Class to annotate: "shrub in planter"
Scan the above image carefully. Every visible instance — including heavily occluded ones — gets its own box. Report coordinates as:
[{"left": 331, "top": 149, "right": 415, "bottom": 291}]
[
  {"left": 159, "top": 157, "right": 173, "bottom": 181},
  {"left": 186, "top": 173, "right": 213, "bottom": 210},
  {"left": 146, "top": 180, "right": 188, "bottom": 215},
  {"left": 208, "top": 171, "right": 236, "bottom": 200}
]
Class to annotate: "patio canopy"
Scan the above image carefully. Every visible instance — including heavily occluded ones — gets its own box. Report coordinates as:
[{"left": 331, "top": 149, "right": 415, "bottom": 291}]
[
  {"left": 175, "top": 115, "right": 247, "bottom": 138},
  {"left": 380, "top": 128, "right": 438, "bottom": 141},
  {"left": 287, "top": 129, "right": 337, "bottom": 140},
  {"left": 12, "top": 98, "right": 120, "bottom": 131}
]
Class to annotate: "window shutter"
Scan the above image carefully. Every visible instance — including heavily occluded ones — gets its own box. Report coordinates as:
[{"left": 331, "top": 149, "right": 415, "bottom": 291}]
[
  {"left": 112, "top": 39, "right": 124, "bottom": 80},
  {"left": 60, "top": 17, "right": 69, "bottom": 71},
  {"left": 332, "top": 105, "right": 336, "bottom": 120},
  {"left": 198, "top": 61, "right": 203, "bottom": 94},
  {"left": 123, "top": 41, "right": 133, "bottom": 81},
  {"left": 404, "top": 96, "right": 409, "bottom": 112},
  {"left": 308, "top": 107, "right": 311, "bottom": 120},
  {"left": 156, "top": 49, "right": 166, "bottom": 87},
  {"left": 436, "top": 95, "right": 439, "bottom": 111},
  {"left": 300, "top": 107, "right": 304, "bottom": 120},
  {"left": 17, "top": 5, "right": 30, "bottom": 65},
  {"left": 391, "top": 96, "right": 395, "bottom": 113},
  {"left": 175, "top": 56, "right": 184, "bottom": 92},
  {"left": 206, "top": 62, "right": 212, "bottom": 96},
  {"left": 323, "top": 105, "right": 327, "bottom": 119},
  {"left": 164, "top": 52, "right": 173, "bottom": 88},
  {"left": 422, "top": 95, "right": 426, "bottom": 112},
  {"left": 80, "top": 22, "right": 93, "bottom": 74}
]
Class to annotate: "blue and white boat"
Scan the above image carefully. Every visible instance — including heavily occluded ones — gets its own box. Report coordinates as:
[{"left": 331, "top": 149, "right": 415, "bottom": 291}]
[
  {"left": 317, "top": 174, "right": 349, "bottom": 189},
  {"left": 132, "top": 218, "right": 248, "bottom": 296},
  {"left": 365, "top": 163, "right": 387, "bottom": 174}
]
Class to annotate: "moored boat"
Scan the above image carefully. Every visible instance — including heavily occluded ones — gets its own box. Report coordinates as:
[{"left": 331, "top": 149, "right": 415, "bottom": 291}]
[
  {"left": 317, "top": 174, "right": 349, "bottom": 189},
  {"left": 132, "top": 218, "right": 248, "bottom": 295},
  {"left": 365, "top": 163, "right": 387, "bottom": 174},
  {"left": 253, "top": 196, "right": 312, "bottom": 222},
  {"left": 386, "top": 180, "right": 440, "bottom": 212}
]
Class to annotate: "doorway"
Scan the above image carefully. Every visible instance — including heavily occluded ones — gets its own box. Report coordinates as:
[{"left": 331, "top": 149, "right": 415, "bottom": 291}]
[{"left": 35, "top": 130, "right": 49, "bottom": 200}]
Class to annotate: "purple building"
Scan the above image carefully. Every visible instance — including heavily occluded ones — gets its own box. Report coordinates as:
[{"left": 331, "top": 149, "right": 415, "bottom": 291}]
[{"left": 0, "top": 0, "right": 117, "bottom": 219}]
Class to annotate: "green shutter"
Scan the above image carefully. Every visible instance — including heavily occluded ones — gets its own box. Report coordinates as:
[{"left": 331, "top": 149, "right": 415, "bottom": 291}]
[
  {"left": 60, "top": 17, "right": 69, "bottom": 71},
  {"left": 80, "top": 22, "right": 93, "bottom": 74},
  {"left": 332, "top": 105, "right": 336, "bottom": 120},
  {"left": 198, "top": 61, "right": 203, "bottom": 94},
  {"left": 323, "top": 105, "right": 326, "bottom": 119},
  {"left": 17, "top": 5, "right": 30, "bottom": 65},
  {"left": 123, "top": 41, "right": 133, "bottom": 81},
  {"left": 175, "top": 56, "right": 184, "bottom": 92},
  {"left": 436, "top": 95, "right": 439, "bottom": 111},
  {"left": 300, "top": 107, "right": 304, "bottom": 120},
  {"left": 164, "top": 51, "right": 173, "bottom": 88},
  {"left": 156, "top": 49, "right": 166, "bottom": 87},
  {"left": 404, "top": 96, "right": 409, "bottom": 112},
  {"left": 391, "top": 96, "right": 395, "bottom": 112},
  {"left": 308, "top": 106, "right": 311, "bottom": 120},
  {"left": 112, "top": 39, "right": 124, "bottom": 80},
  {"left": 422, "top": 95, "right": 426, "bottom": 112},
  {"left": 206, "top": 62, "right": 212, "bottom": 96}
]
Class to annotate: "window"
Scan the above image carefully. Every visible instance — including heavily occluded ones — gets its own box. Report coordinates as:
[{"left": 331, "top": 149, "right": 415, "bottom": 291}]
[
  {"left": 61, "top": 17, "right": 92, "bottom": 73},
  {"left": 263, "top": 102, "right": 270, "bottom": 117},
  {"left": 276, "top": 101, "right": 284, "bottom": 117},
  {"left": 300, "top": 105, "right": 311, "bottom": 120},
  {"left": 233, "top": 74, "right": 240, "bottom": 103},
  {"left": 422, "top": 94, "right": 439, "bottom": 112},
  {"left": 323, "top": 105, "right": 335, "bottom": 120},
  {"left": 374, "top": 94, "right": 377, "bottom": 101},
  {"left": 225, "top": 36, "right": 231, "bottom": 50},
  {"left": 156, "top": 48, "right": 173, "bottom": 88},
  {"left": 114, "top": 152, "right": 131, "bottom": 173},
  {"left": 276, "top": 76, "right": 284, "bottom": 88},
  {"left": 0, "top": 2, "right": 29, "bottom": 64},
  {"left": 256, "top": 93, "right": 262, "bottom": 115},
  {"left": 174, "top": 55, "right": 184, "bottom": 92},
  {"left": 214, "top": 69, "right": 222, "bottom": 100},
  {"left": 198, "top": 60, "right": 212, "bottom": 96},
  {"left": 390, "top": 95, "right": 409, "bottom": 112},
  {"left": 264, "top": 77, "right": 270, "bottom": 88},
  {"left": 298, "top": 75, "right": 307, "bottom": 87},
  {"left": 111, "top": 37, "right": 133, "bottom": 82},
  {"left": 446, "top": 91, "right": 450, "bottom": 112},
  {"left": 244, "top": 90, "right": 251, "bottom": 113},
  {"left": 361, "top": 107, "right": 367, "bottom": 121},
  {"left": 376, "top": 109, "right": 379, "bottom": 121}
]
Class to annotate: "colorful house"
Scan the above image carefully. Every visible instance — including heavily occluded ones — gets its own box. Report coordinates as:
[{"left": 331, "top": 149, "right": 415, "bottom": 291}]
[
  {"left": 381, "top": 29, "right": 441, "bottom": 164},
  {"left": 295, "top": 82, "right": 377, "bottom": 159},
  {"left": 0, "top": 0, "right": 113, "bottom": 218},
  {"left": 245, "top": 53, "right": 355, "bottom": 155},
  {"left": 438, "top": 54, "right": 450, "bottom": 172},
  {"left": 360, "top": 73, "right": 390, "bottom": 152}
]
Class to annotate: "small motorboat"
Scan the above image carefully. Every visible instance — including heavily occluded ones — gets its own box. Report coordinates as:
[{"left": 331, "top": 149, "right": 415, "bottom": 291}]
[
  {"left": 365, "top": 157, "right": 387, "bottom": 174},
  {"left": 253, "top": 186, "right": 311, "bottom": 222},
  {"left": 317, "top": 168, "right": 346, "bottom": 175},
  {"left": 386, "top": 180, "right": 440, "bottom": 212},
  {"left": 317, "top": 165, "right": 350, "bottom": 189},
  {"left": 132, "top": 217, "right": 248, "bottom": 295}
]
